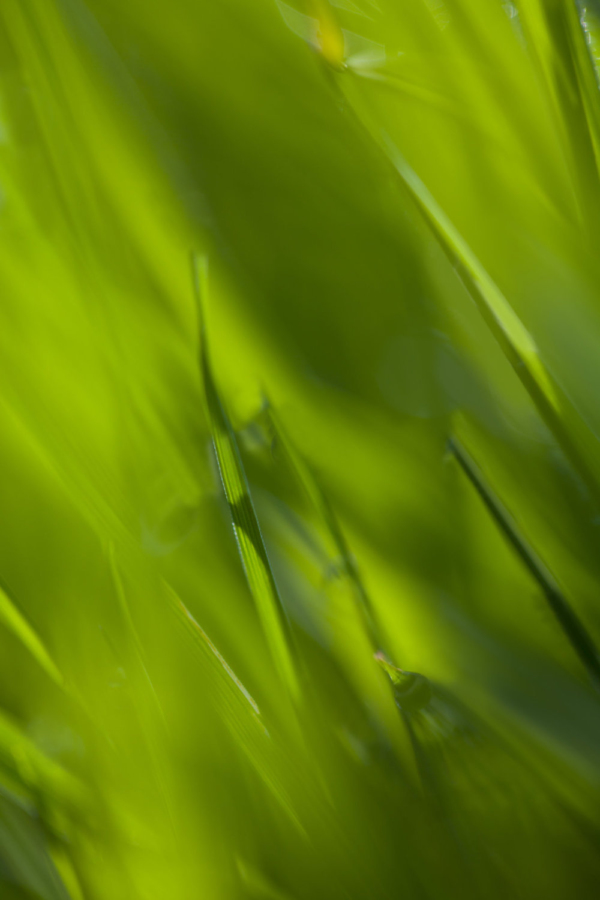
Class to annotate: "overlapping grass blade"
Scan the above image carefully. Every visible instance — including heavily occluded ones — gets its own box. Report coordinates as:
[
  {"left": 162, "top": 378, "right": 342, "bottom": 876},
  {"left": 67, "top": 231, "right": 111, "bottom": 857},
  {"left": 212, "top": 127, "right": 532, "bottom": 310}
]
[
  {"left": 564, "top": 0, "right": 600, "bottom": 172},
  {"left": 449, "top": 436, "right": 600, "bottom": 689},
  {"left": 370, "top": 131, "right": 600, "bottom": 510},
  {"left": 316, "top": 15, "right": 600, "bottom": 505},
  {"left": 261, "top": 400, "right": 383, "bottom": 655},
  {"left": 516, "top": 0, "right": 600, "bottom": 230},
  {"left": 260, "top": 400, "right": 431, "bottom": 782},
  {"left": 192, "top": 256, "right": 300, "bottom": 704}
]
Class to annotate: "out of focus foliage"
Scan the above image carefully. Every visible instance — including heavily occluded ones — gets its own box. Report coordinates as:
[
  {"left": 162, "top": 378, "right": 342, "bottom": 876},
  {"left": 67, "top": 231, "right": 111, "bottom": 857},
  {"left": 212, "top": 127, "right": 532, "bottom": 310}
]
[{"left": 1, "top": 0, "right": 600, "bottom": 897}]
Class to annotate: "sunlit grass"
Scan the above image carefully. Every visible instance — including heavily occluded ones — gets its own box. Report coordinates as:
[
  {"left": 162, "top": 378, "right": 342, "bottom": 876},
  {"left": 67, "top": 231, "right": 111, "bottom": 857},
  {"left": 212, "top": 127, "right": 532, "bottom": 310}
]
[{"left": 1, "top": 1, "right": 600, "bottom": 898}]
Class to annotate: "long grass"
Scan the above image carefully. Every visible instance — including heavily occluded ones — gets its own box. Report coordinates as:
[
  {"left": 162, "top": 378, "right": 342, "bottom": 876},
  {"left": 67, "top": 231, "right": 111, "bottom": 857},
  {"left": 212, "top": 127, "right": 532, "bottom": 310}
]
[{"left": 1, "top": 1, "right": 600, "bottom": 898}]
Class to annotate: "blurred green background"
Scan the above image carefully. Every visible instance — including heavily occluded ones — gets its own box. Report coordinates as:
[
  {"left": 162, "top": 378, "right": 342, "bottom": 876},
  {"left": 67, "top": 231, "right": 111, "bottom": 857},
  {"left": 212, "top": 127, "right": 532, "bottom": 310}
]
[{"left": 1, "top": 0, "right": 600, "bottom": 897}]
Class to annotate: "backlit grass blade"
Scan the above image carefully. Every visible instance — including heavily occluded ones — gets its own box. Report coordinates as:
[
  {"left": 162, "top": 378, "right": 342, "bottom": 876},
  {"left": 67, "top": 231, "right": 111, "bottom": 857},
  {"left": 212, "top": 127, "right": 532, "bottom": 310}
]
[
  {"left": 0, "top": 576, "right": 122, "bottom": 759},
  {"left": 449, "top": 436, "right": 600, "bottom": 690},
  {"left": 564, "top": 0, "right": 600, "bottom": 173},
  {"left": 261, "top": 400, "right": 432, "bottom": 779},
  {"left": 516, "top": 0, "right": 600, "bottom": 231},
  {"left": 373, "top": 133, "right": 600, "bottom": 510},
  {"left": 162, "top": 579, "right": 261, "bottom": 719},
  {"left": 261, "top": 399, "right": 384, "bottom": 656},
  {"left": 328, "top": 44, "right": 600, "bottom": 505},
  {"left": 0, "top": 582, "right": 64, "bottom": 688},
  {"left": 162, "top": 580, "right": 307, "bottom": 836},
  {"left": 192, "top": 256, "right": 301, "bottom": 704}
]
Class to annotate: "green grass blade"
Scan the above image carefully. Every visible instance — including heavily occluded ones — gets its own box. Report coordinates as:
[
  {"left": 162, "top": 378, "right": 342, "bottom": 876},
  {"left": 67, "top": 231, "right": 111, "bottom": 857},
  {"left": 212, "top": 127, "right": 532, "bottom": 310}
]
[
  {"left": 516, "top": 0, "right": 600, "bottom": 232},
  {"left": 107, "top": 547, "right": 177, "bottom": 834},
  {"left": 564, "top": 0, "right": 600, "bottom": 174},
  {"left": 0, "top": 794, "right": 73, "bottom": 900},
  {"left": 373, "top": 133, "right": 600, "bottom": 509},
  {"left": 162, "top": 580, "right": 307, "bottom": 836},
  {"left": 162, "top": 579, "right": 261, "bottom": 718},
  {"left": 261, "top": 400, "right": 431, "bottom": 778},
  {"left": 449, "top": 436, "right": 600, "bottom": 690},
  {"left": 0, "top": 706, "right": 86, "bottom": 817},
  {"left": 107, "top": 543, "right": 168, "bottom": 729},
  {"left": 261, "top": 400, "right": 384, "bottom": 656},
  {"left": 0, "top": 582, "right": 64, "bottom": 689},
  {"left": 192, "top": 256, "right": 301, "bottom": 704}
]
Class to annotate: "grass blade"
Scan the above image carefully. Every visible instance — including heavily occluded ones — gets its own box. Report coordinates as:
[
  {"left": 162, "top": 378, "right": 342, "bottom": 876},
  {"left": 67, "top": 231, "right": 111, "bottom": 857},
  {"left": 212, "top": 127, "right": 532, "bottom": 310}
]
[
  {"left": 449, "top": 436, "right": 600, "bottom": 690},
  {"left": 516, "top": 0, "right": 600, "bottom": 232},
  {"left": 564, "top": 0, "right": 600, "bottom": 174},
  {"left": 0, "top": 706, "right": 86, "bottom": 817},
  {"left": 107, "top": 547, "right": 177, "bottom": 834},
  {"left": 192, "top": 256, "right": 301, "bottom": 704},
  {"left": 0, "top": 582, "right": 64, "bottom": 689},
  {"left": 162, "top": 580, "right": 308, "bottom": 836},
  {"left": 261, "top": 399, "right": 384, "bottom": 656},
  {"left": 260, "top": 400, "right": 430, "bottom": 783},
  {"left": 329, "top": 55, "right": 600, "bottom": 507},
  {"left": 0, "top": 794, "right": 72, "bottom": 900},
  {"left": 377, "top": 134, "right": 600, "bottom": 510},
  {"left": 162, "top": 579, "right": 261, "bottom": 719}
]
